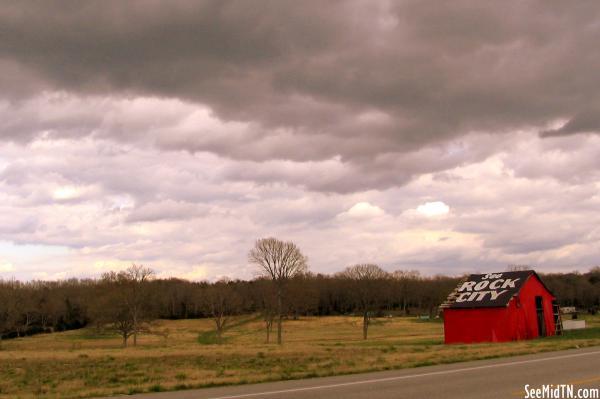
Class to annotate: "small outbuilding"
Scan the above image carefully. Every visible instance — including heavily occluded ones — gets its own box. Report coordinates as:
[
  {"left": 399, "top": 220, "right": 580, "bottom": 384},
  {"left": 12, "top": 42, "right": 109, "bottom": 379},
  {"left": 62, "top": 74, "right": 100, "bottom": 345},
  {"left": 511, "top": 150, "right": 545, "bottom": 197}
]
[{"left": 442, "top": 270, "right": 560, "bottom": 344}]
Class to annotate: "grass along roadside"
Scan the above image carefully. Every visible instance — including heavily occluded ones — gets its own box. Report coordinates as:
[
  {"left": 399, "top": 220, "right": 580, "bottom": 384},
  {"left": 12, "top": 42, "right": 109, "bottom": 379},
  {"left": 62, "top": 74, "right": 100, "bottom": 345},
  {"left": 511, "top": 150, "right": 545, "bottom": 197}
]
[{"left": 0, "top": 315, "right": 599, "bottom": 398}]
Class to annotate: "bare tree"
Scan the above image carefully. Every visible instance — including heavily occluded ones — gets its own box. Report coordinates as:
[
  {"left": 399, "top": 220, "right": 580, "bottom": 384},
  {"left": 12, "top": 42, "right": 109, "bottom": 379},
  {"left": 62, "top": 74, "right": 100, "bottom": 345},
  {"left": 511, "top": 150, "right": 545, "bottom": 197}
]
[
  {"left": 93, "top": 264, "right": 155, "bottom": 347},
  {"left": 0, "top": 281, "right": 18, "bottom": 348},
  {"left": 122, "top": 264, "right": 155, "bottom": 346},
  {"left": 248, "top": 237, "right": 308, "bottom": 344},
  {"left": 391, "top": 270, "right": 421, "bottom": 315},
  {"left": 202, "top": 280, "right": 242, "bottom": 343},
  {"left": 109, "top": 307, "right": 135, "bottom": 347},
  {"left": 89, "top": 279, "right": 133, "bottom": 347},
  {"left": 253, "top": 278, "right": 277, "bottom": 343},
  {"left": 339, "top": 264, "right": 388, "bottom": 340},
  {"left": 286, "top": 274, "right": 319, "bottom": 319},
  {"left": 14, "top": 286, "right": 36, "bottom": 337}
]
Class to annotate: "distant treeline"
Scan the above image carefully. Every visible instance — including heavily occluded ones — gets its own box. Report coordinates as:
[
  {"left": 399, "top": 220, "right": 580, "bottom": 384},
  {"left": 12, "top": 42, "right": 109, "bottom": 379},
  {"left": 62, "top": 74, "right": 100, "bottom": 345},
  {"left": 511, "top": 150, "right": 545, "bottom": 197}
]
[{"left": 1, "top": 266, "right": 599, "bottom": 343}]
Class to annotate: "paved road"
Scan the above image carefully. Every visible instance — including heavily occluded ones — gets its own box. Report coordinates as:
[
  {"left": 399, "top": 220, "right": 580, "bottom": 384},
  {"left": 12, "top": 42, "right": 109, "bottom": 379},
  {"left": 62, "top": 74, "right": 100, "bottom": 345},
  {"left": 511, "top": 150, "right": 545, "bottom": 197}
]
[{"left": 100, "top": 346, "right": 600, "bottom": 399}]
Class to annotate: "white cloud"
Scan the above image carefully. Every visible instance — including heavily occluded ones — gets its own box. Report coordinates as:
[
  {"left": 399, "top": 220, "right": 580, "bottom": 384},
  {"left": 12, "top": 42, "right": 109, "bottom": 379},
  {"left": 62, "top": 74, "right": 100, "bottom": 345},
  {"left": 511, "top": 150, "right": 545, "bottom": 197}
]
[
  {"left": 416, "top": 201, "right": 450, "bottom": 217},
  {"left": 0, "top": 261, "right": 14, "bottom": 272},
  {"left": 340, "top": 202, "right": 385, "bottom": 219},
  {"left": 52, "top": 185, "right": 80, "bottom": 200}
]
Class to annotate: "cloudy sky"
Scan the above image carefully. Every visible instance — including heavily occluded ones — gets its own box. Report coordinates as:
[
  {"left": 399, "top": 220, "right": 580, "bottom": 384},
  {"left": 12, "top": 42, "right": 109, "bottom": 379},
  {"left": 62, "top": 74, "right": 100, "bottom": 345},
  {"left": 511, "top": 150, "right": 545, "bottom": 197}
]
[{"left": 2, "top": 1, "right": 600, "bottom": 281}]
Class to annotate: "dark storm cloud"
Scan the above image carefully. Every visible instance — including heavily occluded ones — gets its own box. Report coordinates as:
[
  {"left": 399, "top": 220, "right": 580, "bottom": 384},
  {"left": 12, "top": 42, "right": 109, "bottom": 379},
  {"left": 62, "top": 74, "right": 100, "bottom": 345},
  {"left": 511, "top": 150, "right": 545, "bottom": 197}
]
[{"left": 2, "top": 0, "right": 600, "bottom": 161}]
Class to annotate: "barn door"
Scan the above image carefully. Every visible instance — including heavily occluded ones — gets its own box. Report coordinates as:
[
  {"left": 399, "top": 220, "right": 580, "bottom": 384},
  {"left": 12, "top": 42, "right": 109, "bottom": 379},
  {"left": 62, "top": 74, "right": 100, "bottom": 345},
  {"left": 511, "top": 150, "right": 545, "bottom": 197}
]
[{"left": 535, "top": 296, "right": 546, "bottom": 337}]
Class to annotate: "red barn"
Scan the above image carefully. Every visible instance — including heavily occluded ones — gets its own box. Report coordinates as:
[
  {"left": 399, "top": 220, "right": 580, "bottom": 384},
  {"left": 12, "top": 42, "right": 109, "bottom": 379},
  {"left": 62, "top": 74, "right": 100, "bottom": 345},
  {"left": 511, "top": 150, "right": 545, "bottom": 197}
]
[{"left": 442, "top": 270, "right": 559, "bottom": 344}]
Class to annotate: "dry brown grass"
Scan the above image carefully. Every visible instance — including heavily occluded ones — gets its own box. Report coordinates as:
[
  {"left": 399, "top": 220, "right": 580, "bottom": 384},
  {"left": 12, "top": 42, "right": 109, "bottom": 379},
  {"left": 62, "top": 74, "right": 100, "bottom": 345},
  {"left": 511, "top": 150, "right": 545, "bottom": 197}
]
[{"left": 1, "top": 314, "right": 599, "bottom": 398}]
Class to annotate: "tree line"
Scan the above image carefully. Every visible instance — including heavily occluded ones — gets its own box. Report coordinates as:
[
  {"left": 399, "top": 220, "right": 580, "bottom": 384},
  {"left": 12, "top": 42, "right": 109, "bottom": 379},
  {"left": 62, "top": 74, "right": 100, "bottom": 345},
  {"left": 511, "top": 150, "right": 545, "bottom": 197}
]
[{"left": 1, "top": 238, "right": 600, "bottom": 346}]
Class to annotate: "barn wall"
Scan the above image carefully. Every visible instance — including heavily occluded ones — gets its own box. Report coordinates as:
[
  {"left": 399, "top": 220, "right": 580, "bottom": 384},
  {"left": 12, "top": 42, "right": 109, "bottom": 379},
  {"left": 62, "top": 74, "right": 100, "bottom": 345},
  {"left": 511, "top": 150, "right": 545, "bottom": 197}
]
[
  {"left": 443, "top": 307, "right": 514, "bottom": 343},
  {"left": 517, "top": 275, "right": 556, "bottom": 338}
]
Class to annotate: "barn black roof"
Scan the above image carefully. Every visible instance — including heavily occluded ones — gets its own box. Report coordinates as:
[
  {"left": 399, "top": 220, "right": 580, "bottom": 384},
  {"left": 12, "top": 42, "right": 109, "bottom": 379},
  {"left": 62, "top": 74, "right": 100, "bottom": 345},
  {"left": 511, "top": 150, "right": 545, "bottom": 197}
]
[{"left": 443, "top": 270, "right": 549, "bottom": 309}]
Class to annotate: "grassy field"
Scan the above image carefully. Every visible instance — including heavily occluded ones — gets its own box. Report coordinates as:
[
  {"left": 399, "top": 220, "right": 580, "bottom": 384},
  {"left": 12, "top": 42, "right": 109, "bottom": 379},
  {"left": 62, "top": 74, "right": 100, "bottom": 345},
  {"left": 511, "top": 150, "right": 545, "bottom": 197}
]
[{"left": 1, "top": 314, "right": 600, "bottom": 398}]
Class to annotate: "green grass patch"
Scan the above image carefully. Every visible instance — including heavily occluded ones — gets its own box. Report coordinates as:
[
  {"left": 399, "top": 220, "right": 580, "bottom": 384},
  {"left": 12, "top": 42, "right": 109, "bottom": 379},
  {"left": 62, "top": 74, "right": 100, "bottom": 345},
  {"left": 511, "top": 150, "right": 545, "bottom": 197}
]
[{"left": 551, "top": 326, "right": 600, "bottom": 340}]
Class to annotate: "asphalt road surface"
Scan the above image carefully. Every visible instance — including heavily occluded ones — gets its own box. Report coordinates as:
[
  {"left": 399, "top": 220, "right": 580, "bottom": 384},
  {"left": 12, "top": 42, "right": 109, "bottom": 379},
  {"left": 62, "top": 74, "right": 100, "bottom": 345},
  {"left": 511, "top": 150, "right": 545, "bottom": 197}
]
[{"left": 99, "top": 346, "right": 600, "bottom": 399}]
